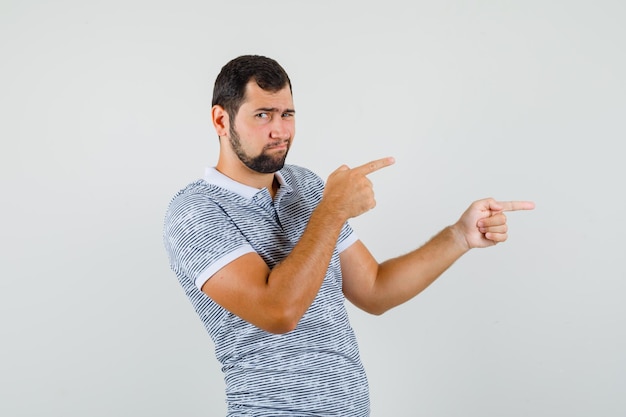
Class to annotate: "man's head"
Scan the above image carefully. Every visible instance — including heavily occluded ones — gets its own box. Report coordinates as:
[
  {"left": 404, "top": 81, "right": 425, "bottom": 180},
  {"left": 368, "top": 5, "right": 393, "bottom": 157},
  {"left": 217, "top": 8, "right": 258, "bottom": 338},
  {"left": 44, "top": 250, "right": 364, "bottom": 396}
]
[
  {"left": 212, "top": 55, "right": 292, "bottom": 121},
  {"left": 212, "top": 55, "right": 295, "bottom": 175}
]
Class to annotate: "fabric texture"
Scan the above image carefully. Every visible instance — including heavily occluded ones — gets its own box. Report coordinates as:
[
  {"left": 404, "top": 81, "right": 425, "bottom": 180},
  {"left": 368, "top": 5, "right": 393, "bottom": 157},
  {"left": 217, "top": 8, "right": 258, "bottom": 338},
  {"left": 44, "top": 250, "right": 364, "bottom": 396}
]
[{"left": 163, "top": 164, "right": 369, "bottom": 416}]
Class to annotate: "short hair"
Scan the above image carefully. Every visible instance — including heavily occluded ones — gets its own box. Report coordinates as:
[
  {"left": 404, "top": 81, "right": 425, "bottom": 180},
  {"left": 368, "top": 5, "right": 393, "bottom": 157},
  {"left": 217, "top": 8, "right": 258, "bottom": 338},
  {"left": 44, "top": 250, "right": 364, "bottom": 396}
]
[{"left": 212, "top": 55, "right": 292, "bottom": 119}]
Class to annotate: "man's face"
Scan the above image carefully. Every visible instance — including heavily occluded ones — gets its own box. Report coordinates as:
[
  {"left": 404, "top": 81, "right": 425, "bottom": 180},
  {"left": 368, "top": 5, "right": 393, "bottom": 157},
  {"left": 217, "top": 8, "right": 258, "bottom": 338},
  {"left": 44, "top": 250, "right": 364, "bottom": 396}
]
[{"left": 227, "top": 81, "right": 295, "bottom": 174}]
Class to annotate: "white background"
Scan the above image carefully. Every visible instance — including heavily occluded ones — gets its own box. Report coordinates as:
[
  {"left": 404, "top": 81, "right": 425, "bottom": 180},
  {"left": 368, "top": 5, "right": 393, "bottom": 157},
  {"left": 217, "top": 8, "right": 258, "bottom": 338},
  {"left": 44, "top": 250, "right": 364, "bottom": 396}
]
[{"left": 2, "top": 1, "right": 625, "bottom": 416}]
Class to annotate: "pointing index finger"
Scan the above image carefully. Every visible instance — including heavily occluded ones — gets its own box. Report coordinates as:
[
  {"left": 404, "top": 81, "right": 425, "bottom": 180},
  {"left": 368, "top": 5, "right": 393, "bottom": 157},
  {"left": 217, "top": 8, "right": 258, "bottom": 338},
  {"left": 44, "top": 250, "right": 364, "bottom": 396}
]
[
  {"left": 496, "top": 200, "right": 536, "bottom": 212},
  {"left": 352, "top": 157, "right": 396, "bottom": 175}
]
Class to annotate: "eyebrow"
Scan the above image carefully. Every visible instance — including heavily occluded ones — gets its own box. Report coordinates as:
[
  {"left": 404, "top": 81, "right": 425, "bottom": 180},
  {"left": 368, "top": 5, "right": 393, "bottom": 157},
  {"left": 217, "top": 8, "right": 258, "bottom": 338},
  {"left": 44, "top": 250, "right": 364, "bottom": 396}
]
[{"left": 255, "top": 107, "right": 296, "bottom": 114}]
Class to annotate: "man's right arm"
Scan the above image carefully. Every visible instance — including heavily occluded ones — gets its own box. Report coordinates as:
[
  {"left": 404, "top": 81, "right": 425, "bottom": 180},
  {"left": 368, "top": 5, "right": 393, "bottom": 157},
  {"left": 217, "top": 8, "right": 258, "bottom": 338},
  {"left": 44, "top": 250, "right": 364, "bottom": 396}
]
[
  {"left": 201, "top": 157, "right": 395, "bottom": 334},
  {"left": 201, "top": 202, "right": 345, "bottom": 334}
]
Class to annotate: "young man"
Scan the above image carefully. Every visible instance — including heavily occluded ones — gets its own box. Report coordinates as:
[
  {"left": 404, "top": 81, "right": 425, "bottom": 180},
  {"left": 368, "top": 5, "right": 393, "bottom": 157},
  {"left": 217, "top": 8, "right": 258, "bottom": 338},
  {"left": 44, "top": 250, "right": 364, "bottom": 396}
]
[{"left": 163, "top": 55, "right": 534, "bottom": 416}]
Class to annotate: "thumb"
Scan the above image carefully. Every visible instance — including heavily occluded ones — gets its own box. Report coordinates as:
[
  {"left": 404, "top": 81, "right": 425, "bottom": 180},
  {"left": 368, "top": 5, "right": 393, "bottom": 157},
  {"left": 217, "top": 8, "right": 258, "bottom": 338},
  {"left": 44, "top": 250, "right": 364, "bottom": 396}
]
[{"left": 484, "top": 198, "right": 503, "bottom": 213}]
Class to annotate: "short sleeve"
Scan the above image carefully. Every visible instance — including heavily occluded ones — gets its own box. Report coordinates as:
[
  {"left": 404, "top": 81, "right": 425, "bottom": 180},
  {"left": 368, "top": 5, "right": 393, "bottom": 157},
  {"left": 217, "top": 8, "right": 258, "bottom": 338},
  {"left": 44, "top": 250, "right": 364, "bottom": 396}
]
[{"left": 163, "top": 189, "right": 255, "bottom": 290}]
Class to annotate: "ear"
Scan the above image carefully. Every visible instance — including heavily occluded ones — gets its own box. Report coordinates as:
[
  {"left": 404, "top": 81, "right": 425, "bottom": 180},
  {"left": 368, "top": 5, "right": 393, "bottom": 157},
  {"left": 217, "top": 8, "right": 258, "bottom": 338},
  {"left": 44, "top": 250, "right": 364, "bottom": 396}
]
[{"left": 211, "top": 105, "right": 230, "bottom": 137}]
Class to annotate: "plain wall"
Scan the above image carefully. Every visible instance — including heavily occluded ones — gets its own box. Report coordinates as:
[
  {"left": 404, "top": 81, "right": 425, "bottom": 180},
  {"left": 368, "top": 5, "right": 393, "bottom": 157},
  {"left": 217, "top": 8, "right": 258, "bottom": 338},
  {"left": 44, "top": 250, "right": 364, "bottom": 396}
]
[{"left": 1, "top": 1, "right": 625, "bottom": 416}]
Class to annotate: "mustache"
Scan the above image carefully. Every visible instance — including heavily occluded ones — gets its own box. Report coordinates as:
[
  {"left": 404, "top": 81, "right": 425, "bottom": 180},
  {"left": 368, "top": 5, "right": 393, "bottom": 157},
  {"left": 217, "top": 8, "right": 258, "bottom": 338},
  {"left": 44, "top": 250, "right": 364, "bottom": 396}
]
[{"left": 264, "top": 139, "right": 290, "bottom": 150}]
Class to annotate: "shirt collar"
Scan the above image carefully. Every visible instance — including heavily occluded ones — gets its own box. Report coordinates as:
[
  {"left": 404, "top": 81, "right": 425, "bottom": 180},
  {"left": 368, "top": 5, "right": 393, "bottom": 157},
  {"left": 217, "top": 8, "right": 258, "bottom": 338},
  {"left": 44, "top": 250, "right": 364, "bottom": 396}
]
[{"left": 203, "top": 167, "right": 286, "bottom": 200}]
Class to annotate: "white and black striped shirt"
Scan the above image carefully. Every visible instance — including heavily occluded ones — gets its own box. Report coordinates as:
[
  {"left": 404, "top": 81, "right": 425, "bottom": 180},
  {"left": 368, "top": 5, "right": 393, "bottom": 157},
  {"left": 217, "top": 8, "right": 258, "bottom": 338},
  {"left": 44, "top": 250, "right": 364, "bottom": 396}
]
[{"left": 164, "top": 164, "right": 370, "bottom": 416}]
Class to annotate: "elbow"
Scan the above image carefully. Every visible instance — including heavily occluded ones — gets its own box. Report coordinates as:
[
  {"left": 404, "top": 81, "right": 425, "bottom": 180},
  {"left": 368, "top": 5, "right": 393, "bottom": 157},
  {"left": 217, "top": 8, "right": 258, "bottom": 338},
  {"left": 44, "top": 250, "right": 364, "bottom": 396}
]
[
  {"left": 261, "top": 306, "right": 302, "bottom": 334},
  {"left": 264, "top": 319, "right": 299, "bottom": 334},
  {"left": 355, "top": 299, "right": 392, "bottom": 316},
  {"left": 367, "top": 304, "right": 391, "bottom": 316}
]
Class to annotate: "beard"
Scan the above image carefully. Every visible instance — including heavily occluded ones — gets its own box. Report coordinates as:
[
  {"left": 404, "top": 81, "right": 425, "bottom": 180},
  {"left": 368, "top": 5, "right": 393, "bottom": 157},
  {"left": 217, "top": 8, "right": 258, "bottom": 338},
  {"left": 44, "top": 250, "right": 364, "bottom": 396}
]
[{"left": 228, "top": 124, "right": 290, "bottom": 174}]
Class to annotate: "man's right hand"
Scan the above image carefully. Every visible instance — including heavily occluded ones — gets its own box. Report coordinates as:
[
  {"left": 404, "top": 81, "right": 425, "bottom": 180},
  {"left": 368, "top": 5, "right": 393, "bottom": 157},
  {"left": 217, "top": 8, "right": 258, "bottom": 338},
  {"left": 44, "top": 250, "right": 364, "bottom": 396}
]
[{"left": 321, "top": 157, "right": 395, "bottom": 220}]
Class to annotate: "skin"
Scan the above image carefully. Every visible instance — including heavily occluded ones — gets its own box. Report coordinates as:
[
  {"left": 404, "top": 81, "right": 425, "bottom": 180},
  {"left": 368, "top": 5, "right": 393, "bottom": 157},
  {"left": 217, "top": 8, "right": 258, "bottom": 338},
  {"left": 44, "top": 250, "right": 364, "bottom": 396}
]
[
  {"left": 212, "top": 81, "right": 295, "bottom": 194},
  {"left": 206, "top": 80, "right": 535, "bottom": 334}
]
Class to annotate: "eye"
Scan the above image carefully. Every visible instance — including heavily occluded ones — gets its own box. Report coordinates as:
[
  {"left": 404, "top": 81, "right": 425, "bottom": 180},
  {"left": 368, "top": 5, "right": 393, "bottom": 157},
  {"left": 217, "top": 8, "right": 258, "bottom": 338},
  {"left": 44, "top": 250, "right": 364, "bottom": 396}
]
[
  {"left": 256, "top": 112, "right": 269, "bottom": 119},
  {"left": 282, "top": 112, "right": 294, "bottom": 119}
]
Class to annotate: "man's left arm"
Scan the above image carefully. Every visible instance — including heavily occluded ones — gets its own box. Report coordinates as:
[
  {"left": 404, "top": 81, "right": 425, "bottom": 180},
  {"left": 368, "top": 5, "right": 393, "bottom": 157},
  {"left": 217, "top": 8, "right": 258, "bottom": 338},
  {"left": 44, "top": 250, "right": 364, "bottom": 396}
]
[{"left": 340, "top": 198, "right": 535, "bottom": 315}]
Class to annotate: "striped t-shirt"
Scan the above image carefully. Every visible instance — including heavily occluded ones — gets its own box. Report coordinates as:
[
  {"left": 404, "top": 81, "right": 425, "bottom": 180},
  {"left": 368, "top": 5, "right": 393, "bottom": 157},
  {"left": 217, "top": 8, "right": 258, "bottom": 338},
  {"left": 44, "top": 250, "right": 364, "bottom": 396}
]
[{"left": 163, "top": 164, "right": 370, "bottom": 416}]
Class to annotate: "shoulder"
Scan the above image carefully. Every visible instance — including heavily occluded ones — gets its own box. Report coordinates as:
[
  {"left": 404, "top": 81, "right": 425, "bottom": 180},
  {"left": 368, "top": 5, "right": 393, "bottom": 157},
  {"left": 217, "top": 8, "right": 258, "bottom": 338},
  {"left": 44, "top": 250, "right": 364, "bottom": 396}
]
[
  {"left": 163, "top": 180, "right": 245, "bottom": 251},
  {"left": 165, "top": 180, "right": 214, "bottom": 213},
  {"left": 163, "top": 180, "right": 233, "bottom": 231}
]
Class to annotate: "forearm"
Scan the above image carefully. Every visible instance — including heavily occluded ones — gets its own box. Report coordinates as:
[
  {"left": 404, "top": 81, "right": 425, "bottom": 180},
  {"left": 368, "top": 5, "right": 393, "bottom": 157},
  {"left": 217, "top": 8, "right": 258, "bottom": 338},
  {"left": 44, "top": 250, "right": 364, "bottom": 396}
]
[
  {"left": 371, "top": 225, "right": 469, "bottom": 313},
  {"left": 264, "top": 200, "right": 346, "bottom": 327}
]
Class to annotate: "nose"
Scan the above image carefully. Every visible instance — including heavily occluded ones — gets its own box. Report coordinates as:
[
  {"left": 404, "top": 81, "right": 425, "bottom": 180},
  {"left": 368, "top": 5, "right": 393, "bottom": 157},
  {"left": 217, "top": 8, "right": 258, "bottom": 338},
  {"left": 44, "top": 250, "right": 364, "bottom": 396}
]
[{"left": 269, "top": 118, "right": 291, "bottom": 140}]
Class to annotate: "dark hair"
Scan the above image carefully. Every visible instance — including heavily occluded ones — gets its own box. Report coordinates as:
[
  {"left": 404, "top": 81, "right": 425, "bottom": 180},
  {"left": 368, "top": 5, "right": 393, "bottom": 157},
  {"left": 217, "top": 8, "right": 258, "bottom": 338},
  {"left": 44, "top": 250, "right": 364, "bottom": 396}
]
[{"left": 211, "top": 55, "right": 292, "bottom": 119}]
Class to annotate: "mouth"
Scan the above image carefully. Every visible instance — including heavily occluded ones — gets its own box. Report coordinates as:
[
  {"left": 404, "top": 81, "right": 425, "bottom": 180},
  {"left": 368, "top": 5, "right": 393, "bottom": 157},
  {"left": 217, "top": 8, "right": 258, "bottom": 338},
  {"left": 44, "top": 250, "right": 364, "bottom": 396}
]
[{"left": 266, "top": 140, "right": 289, "bottom": 151}]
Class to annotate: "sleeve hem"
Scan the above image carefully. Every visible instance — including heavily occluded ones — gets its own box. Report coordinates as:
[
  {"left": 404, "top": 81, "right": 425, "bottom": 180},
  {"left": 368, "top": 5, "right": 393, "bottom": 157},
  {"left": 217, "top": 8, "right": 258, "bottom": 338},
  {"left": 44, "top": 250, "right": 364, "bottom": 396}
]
[{"left": 337, "top": 229, "right": 358, "bottom": 253}]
